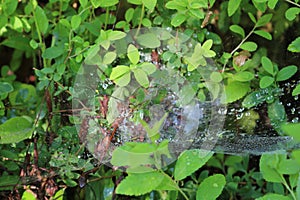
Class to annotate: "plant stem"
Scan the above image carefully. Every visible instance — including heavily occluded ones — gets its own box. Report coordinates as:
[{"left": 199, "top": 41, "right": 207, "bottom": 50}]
[
  {"left": 104, "top": 7, "right": 110, "bottom": 30},
  {"left": 134, "top": 4, "right": 145, "bottom": 38},
  {"left": 222, "top": 26, "right": 256, "bottom": 72},
  {"left": 280, "top": 174, "right": 297, "bottom": 200},
  {"left": 159, "top": 170, "right": 189, "bottom": 200},
  {"left": 285, "top": 0, "right": 300, "bottom": 8}
]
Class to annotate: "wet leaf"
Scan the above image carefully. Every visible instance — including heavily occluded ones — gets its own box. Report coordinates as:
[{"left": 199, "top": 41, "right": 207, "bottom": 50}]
[
  {"left": 196, "top": 174, "right": 226, "bottom": 200},
  {"left": 174, "top": 150, "right": 213, "bottom": 180}
]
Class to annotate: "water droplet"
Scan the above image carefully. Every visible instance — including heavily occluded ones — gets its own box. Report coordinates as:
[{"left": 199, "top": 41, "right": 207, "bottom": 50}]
[
  {"left": 294, "top": 95, "right": 299, "bottom": 100},
  {"left": 291, "top": 107, "right": 296, "bottom": 114},
  {"left": 286, "top": 103, "right": 291, "bottom": 107},
  {"left": 292, "top": 117, "right": 299, "bottom": 123}
]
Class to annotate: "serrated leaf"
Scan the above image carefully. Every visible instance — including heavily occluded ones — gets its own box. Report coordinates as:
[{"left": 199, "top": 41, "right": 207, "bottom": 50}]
[
  {"left": 142, "top": 0, "right": 157, "bottom": 11},
  {"left": 116, "top": 172, "right": 164, "bottom": 195},
  {"left": 133, "top": 68, "right": 149, "bottom": 87},
  {"left": 259, "top": 76, "right": 274, "bottom": 88},
  {"left": 276, "top": 65, "right": 298, "bottom": 81},
  {"left": 254, "top": 30, "right": 272, "bottom": 40},
  {"left": 288, "top": 37, "right": 300, "bottom": 52},
  {"left": 292, "top": 84, "right": 300, "bottom": 96},
  {"left": 285, "top": 7, "right": 300, "bottom": 21},
  {"left": 260, "top": 154, "right": 284, "bottom": 183},
  {"left": 261, "top": 56, "right": 274, "bottom": 75},
  {"left": 196, "top": 174, "right": 226, "bottom": 200},
  {"left": 174, "top": 150, "right": 213, "bottom": 180},
  {"left": 248, "top": 12, "right": 257, "bottom": 23},
  {"left": 228, "top": 0, "right": 241, "bottom": 17},
  {"left": 71, "top": 15, "right": 81, "bottom": 30},
  {"left": 229, "top": 25, "right": 245, "bottom": 38},
  {"left": 233, "top": 71, "right": 254, "bottom": 82},
  {"left": 171, "top": 13, "right": 187, "bottom": 27},
  {"left": 35, "top": 6, "right": 49, "bottom": 34},
  {"left": 223, "top": 81, "right": 250, "bottom": 103},
  {"left": 0, "top": 116, "right": 33, "bottom": 144},
  {"left": 136, "top": 32, "right": 160, "bottom": 48},
  {"left": 240, "top": 42, "right": 257, "bottom": 52},
  {"left": 42, "top": 46, "right": 65, "bottom": 59},
  {"left": 256, "top": 14, "right": 273, "bottom": 27},
  {"left": 127, "top": 44, "right": 140, "bottom": 64}
]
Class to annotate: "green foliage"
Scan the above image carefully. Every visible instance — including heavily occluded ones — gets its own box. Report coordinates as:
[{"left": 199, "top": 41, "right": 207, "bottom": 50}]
[{"left": 0, "top": 0, "right": 300, "bottom": 199}]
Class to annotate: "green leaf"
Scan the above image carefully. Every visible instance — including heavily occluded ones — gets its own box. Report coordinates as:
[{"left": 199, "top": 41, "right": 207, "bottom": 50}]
[
  {"left": 260, "top": 154, "right": 284, "bottom": 183},
  {"left": 261, "top": 56, "right": 274, "bottom": 75},
  {"left": 254, "top": 30, "right": 272, "bottom": 40},
  {"left": 268, "top": 99, "right": 286, "bottom": 131},
  {"left": 256, "top": 193, "right": 291, "bottom": 200},
  {"left": 171, "top": 13, "right": 187, "bottom": 27},
  {"left": 288, "top": 37, "right": 300, "bottom": 52},
  {"left": 11, "top": 16, "right": 23, "bottom": 32},
  {"left": 22, "top": 190, "right": 37, "bottom": 200},
  {"left": 256, "top": 14, "right": 273, "bottom": 27},
  {"left": 223, "top": 81, "right": 250, "bottom": 103},
  {"left": 242, "top": 89, "right": 267, "bottom": 108},
  {"left": 128, "top": 0, "right": 143, "bottom": 5},
  {"left": 125, "top": 8, "right": 134, "bottom": 22},
  {"left": 278, "top": 159, "right": 300, "bottom": 174},
  {"left": 107, "top": 31, "right": 126, "bottom": 41},
  {"left": 210, "top": 71, "right": 223, "bottom": 83},
  {"left": 136, "top": 32, "right": 161, "bottom": 48},
  {"left": 42, "top": 46, "right": 65, "bottom": 59},
  {"left": 116, "top": 171, "right": 165, "bottom": 195},
  {"left": 282, "top": 123, "right": 300, "bottom": 142},
  {"left": 103, "top": 52, "right": 117, "bottom": 64},
  {"left": 71, "top": 15, "right": 81, "bottom": 30},
  {"left": 0, "top": 116, "right": 33, "bottom": 144},
  {"left": 0, "top": 82, "right": 13, "bottom": 95},
  {"left": 268, "top": 0, "right": 278, "bottom": 9},
  {"left": 259, "top": 76, "right": 274, "bottom": 88},
  {"left": 127, "top": 44, "right": 140, "bottom": 65},
  {"left": 91, "top": 0, "right": 119, "bottom": 7},
  {"left": 196, "top": 174, "right": 226, "bottom": 200},
  {"left": 248, "top": 12, "right": 257, "bottom": 23},
  {"left": 228, "top": 0, "right": 242, "bottom": 17},
  {"left": 35, "top": 6, "right": 49, "bottom": 34},
  {"left": 240, "top": 42, "right": 257, "bottom": 52},
  {"left": 285, "top": 7, "right": 300, "bottom": 21},
  {"left": 29, "top": 39, "right": 39, "bottom": 49},
  {"left": 133, "top": 68, "right": 149, "bottom": 87},
  {"left": 174, "top": 150, "right": 213, "bottom": 180},
  {"left": 292, "top": 84, "right": 300, "bottom": 96},
  {"left": 229, "top": 25, "right": 245, "bottom": 38},
  {"left": 140, "top": 62, "right": 156, "bottom": 74},
  {"left": 178, "top": 83, "right": 197, "bottom": 105},
  {"left": 0, "top": 15, "right": 8, "bottom": 29},
  {"left": 110, "top": 65, "right": 131, "bottom": 87},
  {"left": 233, "top": 71, "right": 254, "bottom": 82},
  {"left": 0, "top": 175, "right": 19, "bottom": 190},
  {"left": 276, "top": 65, "right": 298, "bottom": 81},
  {"left": 142, "top": 0, "right": 157, "bottom": 11},
  {"left": 202, "top": 39, "right": 213, "bottom": 50},
  {"left": 3, "top": 0, "right": 18, "bottom": 15}
]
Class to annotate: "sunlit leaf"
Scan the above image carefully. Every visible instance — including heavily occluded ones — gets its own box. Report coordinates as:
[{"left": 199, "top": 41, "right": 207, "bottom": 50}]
[
  {"left": 292, "top": 84, "right": 300, "bottom": 96},
  {"left": 71, "top": 15, "right": 81, "bottom": 30},
  {"left": 240, "top": 42, "right": 257, "bottom": 52},
  {"left": 142, "top": 0, "right": 157, "bottom": 11},
  {"left": 127, "top": 44, "right": 140, "bottom": 65},
  {"left": 288, "top": 37, "right": 300, "bottom": 52},
  {"left": 267, "top": 0, "right": 278, "bottom": 9},
  {"left": 196, "top": 174, "right": 226, "bottom": 200},
  {"left": 248, "top": 12, "right": 257, "bottom": 23},
  {"left": 133, "top": 68, "right": 149, "bottom": 87},
  {"left": 103, "top": 52, "right": 117, "bottom": 64},
  {"left": 0, "top": 116, "right": 33, "bottom": 144},
  {"left": 285, "top": 7, "right": 300, "bottom": 21},
  {"left": 256, "top": 14, "right": 273, "bottom": 27},
  {"left": 282, "top": 123, "right": 300, "bottom": 141},
  {"left": 260, "top": 154, "right": 284, "bottom": 183},
  {"left": 229, "top": 25, "right": 245, "bottom": 38},
  {"left": 116, "top": 171, "right": 164, "bottom": 195},
  {"left": 139, "top": 62, "right": 156, "bottom": 74},
  {"left": 171, "top": 13, "right": 187, "bottom": 27},
  {"left": 228, "top": 0, "right": 241, "bottom": 17},
  {"left": 259, "top": 76, "right": 274, "bottom": 88},
  {"left": 256, "top": 193, "right": 291, "bottom": 200},
  {"left": 276, "top": 65, "right": 297, "bottom": 81},
  {"left": 254, "top": 30, "right": 272, "bottom": 40},
  {"left": 35, "top": 6, "right": 49, "bottom": 34},
  {"left": 261, "top": 56, "right": 274, "bottom": 75},
  {"left": 174, "top": 149, "right": 213, "bottom": 180}
]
